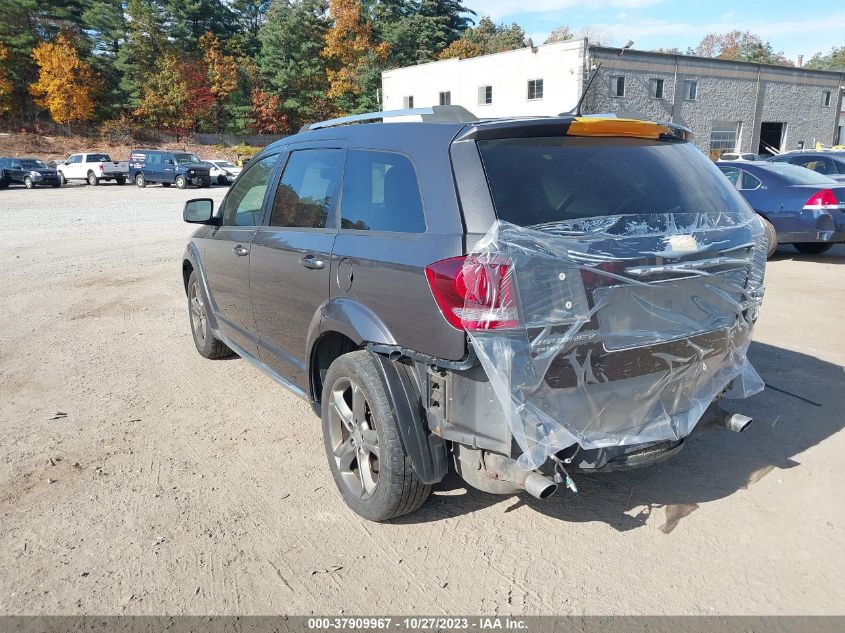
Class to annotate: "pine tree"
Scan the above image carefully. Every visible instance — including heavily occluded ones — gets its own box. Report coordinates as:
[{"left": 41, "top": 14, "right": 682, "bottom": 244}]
[
  {"left": 116, "top": 0, "right": 167, "bottom": 110},
  {"left": 257, "top": 0, "right": 333, "bottom": 127}
]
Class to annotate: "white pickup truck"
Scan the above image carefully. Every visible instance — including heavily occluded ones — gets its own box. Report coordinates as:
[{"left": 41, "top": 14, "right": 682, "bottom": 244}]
[{"left": 57, "top": 153, "right": 129, "bottom": 186}]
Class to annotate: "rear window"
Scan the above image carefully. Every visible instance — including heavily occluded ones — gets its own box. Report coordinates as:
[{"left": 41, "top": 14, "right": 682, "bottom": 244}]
[
  {"left": 477, "top": 137, "right": 750, "bottom": 226},
  {"left": 761, "top": 163, "right": 837, "bottom": 185},
  {"left": 86, "top": 154, "right": 111, "bottom": 162}
]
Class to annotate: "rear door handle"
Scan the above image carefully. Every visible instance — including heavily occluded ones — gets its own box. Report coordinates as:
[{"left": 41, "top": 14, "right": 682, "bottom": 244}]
[
  {"left": 233, "top": 244, "right": 249, "bottom": 257},
  {"left": 299, "top": 254, "right": 326, "bottom": 270}
]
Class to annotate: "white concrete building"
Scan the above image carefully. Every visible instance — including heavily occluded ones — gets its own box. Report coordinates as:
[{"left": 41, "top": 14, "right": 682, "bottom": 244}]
[
  {"left": 381, "top": 39, "right": 586, "bottom": 118},
  {"left": 381, "top": 39, "right": 844, "bottom": 157}
]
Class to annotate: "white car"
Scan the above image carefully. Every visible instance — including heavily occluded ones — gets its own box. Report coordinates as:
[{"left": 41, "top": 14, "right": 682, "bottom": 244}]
[
  {"left": 205, "top": 160, "right": 241, "bottom": 185},
  {"left": 58, "top": 152, "right": 129, "bottom": 185}
]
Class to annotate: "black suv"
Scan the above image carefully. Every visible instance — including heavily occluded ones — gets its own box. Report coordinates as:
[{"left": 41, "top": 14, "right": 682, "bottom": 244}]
[
  {"left": 0, "top": 157, "right": 61, "bottom": 188},
  {"left": 182, "top": 108, "right": 767, "bottom": 521}
]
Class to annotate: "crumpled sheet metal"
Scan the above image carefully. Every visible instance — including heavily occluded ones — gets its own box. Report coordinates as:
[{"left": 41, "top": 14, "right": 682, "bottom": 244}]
[{"left": 464, "top": 213, "right": 767, "bottom": 469}]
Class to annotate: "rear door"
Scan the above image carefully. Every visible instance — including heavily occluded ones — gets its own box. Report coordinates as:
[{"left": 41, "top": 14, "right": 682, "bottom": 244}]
[
  {"left": 250, "top": 144, "right": 344, "bottom": 389},
  {"left": 203, "top": 153, "right": 280, "bottom": 356}
]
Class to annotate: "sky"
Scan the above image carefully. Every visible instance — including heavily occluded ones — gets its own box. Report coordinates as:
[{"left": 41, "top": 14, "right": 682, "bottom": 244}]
[{"left": 463, "top": 0, "right": 844, "bottom": 63}]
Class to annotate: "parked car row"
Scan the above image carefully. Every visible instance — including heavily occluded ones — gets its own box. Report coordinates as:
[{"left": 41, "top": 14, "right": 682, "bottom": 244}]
[{"left": 1, "top": 149, "right": 240, "bottom": 190}]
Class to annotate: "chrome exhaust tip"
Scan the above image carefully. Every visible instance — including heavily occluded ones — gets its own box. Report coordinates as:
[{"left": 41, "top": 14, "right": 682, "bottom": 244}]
[
  {"left": 722, "top": 413, "right": 753, "bottom": 433},
  {"left": 523, "top": 472, "right": 558, "bottom": 500}
]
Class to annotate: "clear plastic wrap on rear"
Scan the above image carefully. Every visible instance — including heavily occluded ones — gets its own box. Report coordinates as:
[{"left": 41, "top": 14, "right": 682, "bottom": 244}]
[{"left": 462, "top": 212, "right": 767, "bottom": 470}]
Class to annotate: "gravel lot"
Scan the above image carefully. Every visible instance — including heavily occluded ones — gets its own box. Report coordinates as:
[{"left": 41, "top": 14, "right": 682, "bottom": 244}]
[{"left": 1, "top": 183, "right": 843, "bottom": 615}]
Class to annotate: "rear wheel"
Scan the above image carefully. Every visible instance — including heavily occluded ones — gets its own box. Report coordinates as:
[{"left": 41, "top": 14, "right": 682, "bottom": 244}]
[
  {"left": 135, "top": 172, "right": 146, "bottom": 188},
  {"left": 115, "top": 177, "right": 126, "bottom": 186},
  {"left": 24, "top": 176, "right": 34, "bottom": 189},
  {"left": 175, "top": 175, "right": 187, "bottom": 189},
  {"left": 321, "top": 351, "right": 431, "bottom": 521},
  {"left": 162, "top": 182, "right": 171, "bottom": 188},
  {"left": 217, "top": 175, "right": 227, "bottom": 186},
  {"left": 760, "top": 216, "right": 777, "bottom": 258},
  {"left": 794, "top": 242, "right": 833, "bottom": 255},
  {"left": 187, "top": 271, "right": 232, "bottom": 359},
  {"left": 87, "top": 171, "right": 99, "bottom": 186}
]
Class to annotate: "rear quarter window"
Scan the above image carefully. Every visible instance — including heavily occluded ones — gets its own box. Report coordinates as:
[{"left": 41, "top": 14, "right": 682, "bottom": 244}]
[
  {"left": 340, "top": 150, "right": 425, "bottom": 233},
  {"left": 478, "top": 137, "right": 751, "bottom": 226}
]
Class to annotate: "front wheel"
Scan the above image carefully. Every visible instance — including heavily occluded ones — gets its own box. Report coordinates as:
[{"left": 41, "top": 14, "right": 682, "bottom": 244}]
[
  {"left": 321, "top": 351, "right": 431, "bottom": 521},
  {"left": 794, "top": 242, "right": 834, "bottom": 255},
  {"left": 187, "top": 271, "right": 232, "bottom": 359},
  {"left": 58, "top": 172, "right": 67, "bottom": 186},
  {"left": 175, "top": 175, "right": 187, "bottom": 189},
  {"left": 87, "top": 171, "right": 99, "bottom": 186},
  {"left": 24, "top": 176, "right": 34, "bottom": 189},
  {"left": 135, "top": 172, "right": 146, "bottom": 188}
]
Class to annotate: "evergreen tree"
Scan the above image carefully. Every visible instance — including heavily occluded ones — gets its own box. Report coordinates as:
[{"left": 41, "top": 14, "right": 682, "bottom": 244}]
[
  {"left": 805, "top": 47, "right": 845, "bottom": 71},
  {"left": 164, "top": 0, "right": 237, "bottom": 53},
  {"left": 439, "top": 15, "right": 525, "bottom": 60},
  {"left": 257, "top": 0, "right": 332, "bottom": 127},
  {"left": 116, "top": 0, "right": 168, "bottom": 110}
]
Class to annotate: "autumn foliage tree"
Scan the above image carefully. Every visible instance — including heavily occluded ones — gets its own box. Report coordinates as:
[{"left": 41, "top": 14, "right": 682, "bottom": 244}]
[
  {"left": 200, "top": 31, "right": 238, "bottom": 129},
  {"left": 134, "top": 53, "right": 214, "bottom": 135},
  {"left": 29, "top": 34, "right": 102, "bottom": 125},
  {"left": 0, "top": 43, "right": 12, "bottom": 115},
  {"left": 321, "top": 0, "right": 389, "bottom": 113},
  {"left": 248, "top": 88, "right": 290, "bottom": 133}
]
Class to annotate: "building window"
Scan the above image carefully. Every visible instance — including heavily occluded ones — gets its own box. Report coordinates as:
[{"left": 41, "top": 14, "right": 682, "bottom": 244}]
[
  {"left": 710, "top": 121, "right": 741, "bottom": 159},
  {"left": 439, "top": 91, "right": 451, "bottom": 106},
  {"left": 684, "top": 79, "right": 698, "bottom": 101},
  {"left": 478, "top": 85, "right": 492, "bottom": 105},
  {"left": 823, "top": 90, "right": 832, "bottom": 107},
  {"left": 527, "top": 79, "right": 544, "bottom": 100},
  {"left": 649, "top": 78, "right": 664, "bottom": 99},
  {"left": 611, "top": 76, "right": 625, "bottom": 97},
  {"left": 403, "top": 95, "right": 414, "bottom": 108}
]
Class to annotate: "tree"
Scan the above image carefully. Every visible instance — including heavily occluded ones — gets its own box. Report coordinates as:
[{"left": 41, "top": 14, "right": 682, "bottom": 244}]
[
  {"left": 200, "top": 31, "right": 238, "bottom": 128},
  {"left": 321, "top": 0, "right": 388, "bottom": 113},
  {"left": 0, "top": 43, "right": 13, "bottom": 115},
  {"left": 439, "top": 15, "right": 525, "bottom": 60},
  {"left": 29, "top": 33, "right": 102, "bottom": 125},
  {"left": 257, "top": 0, "right": 332, "bottom": 127},
  {"left": 545, "top": 25, "right": 573, "bottom": 44},
  {"left": 134, "top": 52, "right": 214, "bottom": 134},
  {"left": 694, "top": 31, "right": 793, "bottom": 66},
  {"left": 164, "top": 0, "right": 237, "bottom": 52},
  {"left": 116, "top": 0, "right": 167, "bottom": 109},
  {"left": 805, "top": 47, "right": 845, "bottom": 71},
  {"left": 248, "top": 88, "right": 290, "bottom": 133},
  {"left": 82, "top": 0, "right": 126, "bottom": 58}
]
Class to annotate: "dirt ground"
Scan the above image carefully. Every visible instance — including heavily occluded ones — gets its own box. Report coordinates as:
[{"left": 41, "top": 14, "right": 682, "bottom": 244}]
[{"left": 0, "top": 183, "right": 843, "bottom": 616}]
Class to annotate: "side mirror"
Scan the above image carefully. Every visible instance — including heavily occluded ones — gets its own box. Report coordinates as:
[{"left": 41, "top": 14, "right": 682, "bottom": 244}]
[{"left": 184, "top": 198, "right": 216, "bottom": 224}]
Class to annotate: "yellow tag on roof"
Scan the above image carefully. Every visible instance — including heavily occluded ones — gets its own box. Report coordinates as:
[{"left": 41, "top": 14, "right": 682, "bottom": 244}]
[{"left": 568, "top": 117, "right": 672, "bottom": 140}]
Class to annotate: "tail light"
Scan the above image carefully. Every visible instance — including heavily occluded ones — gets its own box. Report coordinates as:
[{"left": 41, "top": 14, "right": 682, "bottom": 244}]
[
  {"left": 803, "top": 189, "right": 839, "bottom": 210},
  {"left": 98, "top": 164, "right": 105, "bottom": 172},
  {"left": 425, "top": 256, "right": 519, "bottom": 331}
]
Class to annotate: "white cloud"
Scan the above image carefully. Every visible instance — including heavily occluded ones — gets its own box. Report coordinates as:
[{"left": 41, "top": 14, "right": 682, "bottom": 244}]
[{"left": 465, "top": 0, "right": 663, "bottom": 21}]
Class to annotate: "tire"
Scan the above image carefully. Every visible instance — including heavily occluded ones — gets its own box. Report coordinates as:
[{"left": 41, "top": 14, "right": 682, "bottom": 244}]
[
  {"left": 321, "top": 351, "right": 432, "bottom": 521},
  {"left": 115, "top": 178, "right": 126, "bottom": 186},
  {"left": 187, "top": 271, "right": 232, "bottom": 359},
  {"left": 24, "top": 176, "right": 34, "bottom": 189},
  {"left": 135, "top": 172, "right": 146, "bottom": 188},
  {"left": 760, "top": 216, "right": 777, "bottom": 258},
  {"left": 794, "top": 242, "right": 834, "bottom": 255},
  {"left": 87, "top": 171, "right": 99, "bottom": 186},
  {"left": 175, "top": 175, "right": 187, "bottom": 189},
  {"left": 58, "top": 171, "right": 67, "bottom": 186},
  {"left": 217, "top": 175, "right": 227, "bottom": 186},
  {"left": 162, "top": 182, "right": 171, "bottom": 188}
]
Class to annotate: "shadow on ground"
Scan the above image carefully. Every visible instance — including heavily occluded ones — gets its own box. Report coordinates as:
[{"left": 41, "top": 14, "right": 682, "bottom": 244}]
[{"left": 396, "top": 341, "right": 844, "bottom": 531}]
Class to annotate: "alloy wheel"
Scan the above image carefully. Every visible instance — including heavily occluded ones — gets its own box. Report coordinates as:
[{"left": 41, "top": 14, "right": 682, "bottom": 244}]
[
  {"left": 189, "top": 280, "right": 207, "bottom": 344},
  {"left": 327, "top": 377, "right": 380, "bottom": 500}
]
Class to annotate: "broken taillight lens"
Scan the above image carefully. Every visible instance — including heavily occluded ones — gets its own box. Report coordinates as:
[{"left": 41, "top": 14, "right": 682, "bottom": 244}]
[{"left": 425, "top": 256, "right": 519, "bottom": 331}]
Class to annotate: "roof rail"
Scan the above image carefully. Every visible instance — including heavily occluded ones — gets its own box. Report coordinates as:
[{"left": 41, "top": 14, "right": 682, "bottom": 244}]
[{"left": 305, "top": 105, "right": 477, "bottom": 131}]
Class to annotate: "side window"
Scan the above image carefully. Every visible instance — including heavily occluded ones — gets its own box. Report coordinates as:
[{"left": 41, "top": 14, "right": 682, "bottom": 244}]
[
  {"left": 796, "top": 157, "right": 830, "bottom": 174},
  {"left": 719, "top": 167, "right": 740, "bottom": 188},
  {"left": 739, "top": 171, "right": 762, "bottom": 191},
  {"left": 147, "top": 153, "right": 160, "bottom": 167},
  {"left": 222, "top": 154, "right": 278, "bottom": 227},
  {"left": 269, "top": 149, "right": 343, "bottom": 228},
  {"left": 340, "top": 150, "right": 425, "bottom": 233}
]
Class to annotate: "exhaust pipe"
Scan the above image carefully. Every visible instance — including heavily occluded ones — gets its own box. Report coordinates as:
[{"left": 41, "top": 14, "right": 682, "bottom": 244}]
[
  {"left": 523, "top": 472, "right": 558, "bottom": 500},
  {"left": 721, "top": 413, "right": 753, "bottom": 433}
]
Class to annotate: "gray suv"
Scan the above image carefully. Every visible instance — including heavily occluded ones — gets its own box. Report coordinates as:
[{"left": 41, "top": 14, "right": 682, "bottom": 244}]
[{"left": 182, "top": 107, "right": 767, "bottom": 521}]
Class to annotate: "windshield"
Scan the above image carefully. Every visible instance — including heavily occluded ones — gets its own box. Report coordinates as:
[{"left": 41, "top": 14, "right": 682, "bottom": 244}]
[
  {"left": 215, "top": 161, "right": 236, "bottom": 168},
  {"left": 174, "top": 153, "right": 202, "bottom": 164},
  {"left": 478, "top": 137, "right": 751, "bottom": 226},
  {"left": 761, "top": 163, "right": 837, "bottom": 185},
  {"left": 20, "top": 159, "right": 47, "bottom": 169}
]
